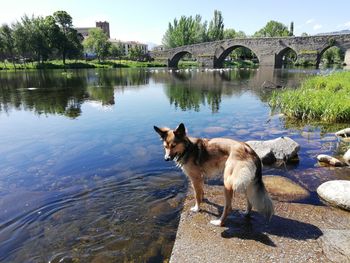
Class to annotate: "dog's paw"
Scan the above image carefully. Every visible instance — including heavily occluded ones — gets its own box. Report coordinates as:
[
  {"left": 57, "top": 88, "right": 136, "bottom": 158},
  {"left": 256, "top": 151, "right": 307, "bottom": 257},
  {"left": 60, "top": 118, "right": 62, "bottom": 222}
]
[
  {"left": 210, "top": 219, "right": 223, "bottom": 226},
  {"left": 190, "top": 205, "right": 199, "bottom": 212}
]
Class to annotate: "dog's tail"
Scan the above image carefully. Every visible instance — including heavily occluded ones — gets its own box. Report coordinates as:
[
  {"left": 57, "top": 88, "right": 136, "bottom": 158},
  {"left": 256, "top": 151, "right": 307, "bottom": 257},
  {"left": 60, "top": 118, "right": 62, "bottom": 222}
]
[{"left": 246, "top": 158, "right": 274, "bottom": 220}]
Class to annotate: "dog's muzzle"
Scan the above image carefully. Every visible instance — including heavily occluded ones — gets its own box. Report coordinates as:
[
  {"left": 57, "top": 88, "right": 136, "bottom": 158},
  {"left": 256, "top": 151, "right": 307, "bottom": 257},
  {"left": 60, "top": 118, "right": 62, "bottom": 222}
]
[{"left": 164, "top": 154, "right": 174, "bottom": 161}]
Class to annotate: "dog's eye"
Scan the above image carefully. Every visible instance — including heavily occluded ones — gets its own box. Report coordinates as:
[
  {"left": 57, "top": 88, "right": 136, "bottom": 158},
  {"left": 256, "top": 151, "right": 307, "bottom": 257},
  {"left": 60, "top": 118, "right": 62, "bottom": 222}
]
[{"left": 170, "top": 144, "right": 176, "bottom": 148}]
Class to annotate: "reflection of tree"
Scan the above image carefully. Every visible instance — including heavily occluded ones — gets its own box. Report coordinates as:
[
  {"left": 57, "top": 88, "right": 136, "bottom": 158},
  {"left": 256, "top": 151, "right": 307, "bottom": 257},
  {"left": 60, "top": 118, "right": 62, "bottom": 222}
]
[
  {"left": 0, "top": 69, "right": 151, "bottom": 118},
  {"left": 164, "top": 83, "right": 222, "bottom": 113}
]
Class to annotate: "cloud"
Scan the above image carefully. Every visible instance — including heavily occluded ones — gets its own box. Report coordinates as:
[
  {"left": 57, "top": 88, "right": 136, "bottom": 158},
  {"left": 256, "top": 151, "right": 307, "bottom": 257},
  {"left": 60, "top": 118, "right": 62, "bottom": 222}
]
[
  {"left": 313, "top": 24, "right": 323, "bottom": 30},
  {"left": 306, "top": 19, "right": 314, "bottom": 24}
]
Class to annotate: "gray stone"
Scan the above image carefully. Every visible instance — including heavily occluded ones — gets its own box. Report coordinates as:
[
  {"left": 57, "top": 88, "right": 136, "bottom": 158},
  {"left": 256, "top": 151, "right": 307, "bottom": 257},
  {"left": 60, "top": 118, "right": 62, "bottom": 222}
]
[
  {"left": 320, "top": 229, "right": 350, "bottom": 263},
  {"left": 261, "top": 80, "right": 282, "bottom": 89},
  {"left": 317, "top": 154, "right": 344, "bottom": 167},
  {"left": 246, "top": 136, "right": 300, "bottom": 163},
  {"left": 317, "top": 180, "right": 350, "bottom": 211}
]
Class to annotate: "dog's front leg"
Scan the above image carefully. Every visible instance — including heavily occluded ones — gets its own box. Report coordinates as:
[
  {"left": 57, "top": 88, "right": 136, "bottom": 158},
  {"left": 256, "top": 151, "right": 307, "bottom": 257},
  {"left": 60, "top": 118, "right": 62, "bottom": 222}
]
[{"left": 190, "top": 177, "right": 204, "bottom": 212}]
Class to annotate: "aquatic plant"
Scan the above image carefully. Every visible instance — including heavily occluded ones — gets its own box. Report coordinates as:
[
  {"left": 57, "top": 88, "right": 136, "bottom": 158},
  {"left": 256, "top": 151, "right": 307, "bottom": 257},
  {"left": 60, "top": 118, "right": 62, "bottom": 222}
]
[{"left": 269, "top": 71, "right": 350, "bottom": 122}]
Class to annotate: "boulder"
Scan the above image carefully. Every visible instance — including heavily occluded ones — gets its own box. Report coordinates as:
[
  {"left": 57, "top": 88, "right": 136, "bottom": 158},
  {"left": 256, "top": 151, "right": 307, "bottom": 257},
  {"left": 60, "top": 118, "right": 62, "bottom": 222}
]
[
  {"left": 317, "top": 180, "right": 350, "bottom": 211},
  {"left": 246, "top": 136, "right": 300, "bottom": 164},
  {"left": 317, "top": 154, "right": 344, "bottom": 167},
  {"left": 320, "top": 229, "right": 350, "bottom": 263},
  {"left": 261, "top": 80, "right": 283, "bottom": 89},
  {"left": 263, "top": 175, "right": 310, "bottom": 201}
]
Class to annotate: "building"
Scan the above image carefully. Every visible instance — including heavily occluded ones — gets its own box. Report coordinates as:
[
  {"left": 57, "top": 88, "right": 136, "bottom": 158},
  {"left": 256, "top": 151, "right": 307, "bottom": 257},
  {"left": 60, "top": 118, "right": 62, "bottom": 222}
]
[
  {"left": 152, "top": 45, "right": 165, "bottom": 51},
  {"left": 76, "top": 21, "right": 110, "bottom": 39},
  {"left": 110, "top": 39, "right": 148, "bottom": 55}
]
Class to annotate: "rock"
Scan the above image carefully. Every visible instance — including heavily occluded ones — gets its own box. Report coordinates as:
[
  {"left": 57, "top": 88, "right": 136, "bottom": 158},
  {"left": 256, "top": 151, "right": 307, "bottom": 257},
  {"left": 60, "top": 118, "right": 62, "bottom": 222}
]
[
  {"left": 250, "top": 146, "right": 276, "bottom": 164},
  {"left": 246, "top": 137, "right": 300, "bottom": 164},
  {"left": 320, "top": 229, "right": 350, "bottom": 263},
  {"left": 317, "top": 180, "right": 350, "bottom": 211},
  {"left": 317, "top": 154, "right": 344, "bottom": 167},
  {"left": 335, "top": 127, "right": 350, "bottom": 138},
  {"left": 261, "top": 80, "right": 283, "bottom": 89},
  {"left": 344, "top": 149, "right": 350, "bottom": 165},
  {"left": 263, "top": 175, "right": 310, "bottom": 201}
]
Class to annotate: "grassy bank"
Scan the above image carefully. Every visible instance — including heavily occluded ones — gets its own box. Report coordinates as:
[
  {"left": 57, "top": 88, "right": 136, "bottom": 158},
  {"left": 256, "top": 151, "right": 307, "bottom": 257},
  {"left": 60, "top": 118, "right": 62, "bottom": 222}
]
[
  {"left": 269, "top": 71, "right": 350, "bottom": 122},
  {"left": 0, "top": 59, "right": 167, "bottom": 70}
]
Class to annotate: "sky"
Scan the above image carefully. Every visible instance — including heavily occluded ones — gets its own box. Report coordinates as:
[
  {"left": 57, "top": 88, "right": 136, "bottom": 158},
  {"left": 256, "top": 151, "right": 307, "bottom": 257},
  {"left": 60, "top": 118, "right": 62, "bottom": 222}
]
[{"left": 1, "top": 0, "right": 350, "bottom": 46}]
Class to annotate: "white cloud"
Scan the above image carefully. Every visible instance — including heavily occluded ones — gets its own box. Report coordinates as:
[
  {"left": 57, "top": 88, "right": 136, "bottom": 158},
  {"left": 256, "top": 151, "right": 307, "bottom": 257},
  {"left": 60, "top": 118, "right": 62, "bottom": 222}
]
[
  {"left": 313, "top": 24, "right": 323, "bottom": 30},
  {"left": 306, "top": 19, "right": 314, "bottom": 24}
]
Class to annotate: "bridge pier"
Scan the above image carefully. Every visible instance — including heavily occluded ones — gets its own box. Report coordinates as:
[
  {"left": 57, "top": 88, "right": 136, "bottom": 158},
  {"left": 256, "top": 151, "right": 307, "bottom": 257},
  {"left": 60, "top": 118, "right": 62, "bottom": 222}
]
[
  {"left": 257, "top": 55, "right": 276, "bottom": 68},
  {"left": 197, "top": 55, "right": 215, "bottom": 68}
]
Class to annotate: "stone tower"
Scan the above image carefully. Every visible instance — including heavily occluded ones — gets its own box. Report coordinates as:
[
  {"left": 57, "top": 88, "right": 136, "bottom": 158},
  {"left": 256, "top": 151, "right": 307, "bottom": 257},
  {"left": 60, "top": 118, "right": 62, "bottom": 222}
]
[{"left": 96, "top": 21, "right": 110, "bottom": 38}]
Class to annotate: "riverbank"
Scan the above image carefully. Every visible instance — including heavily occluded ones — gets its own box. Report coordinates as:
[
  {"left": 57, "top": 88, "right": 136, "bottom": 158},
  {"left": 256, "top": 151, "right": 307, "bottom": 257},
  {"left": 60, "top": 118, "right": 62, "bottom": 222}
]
[
  {"left": 0, "top": 59, "right": 167, "bottom": 70},
  {"left": 269, "top": 71, "right": 350, "bottom": 122}
]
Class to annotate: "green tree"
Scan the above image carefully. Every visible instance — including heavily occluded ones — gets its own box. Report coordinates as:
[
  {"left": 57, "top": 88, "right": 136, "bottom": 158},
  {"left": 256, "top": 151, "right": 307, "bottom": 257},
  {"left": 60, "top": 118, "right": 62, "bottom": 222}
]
[
  {"left": 223, "top": 29, "right": 236, "bottom": 39},
  {"left": 83, "top": 28, "right": 111, "bottom": 62},
  {"left": 254, "top": 20, "right": 290, "bottom": 37},
  {"left": 128, "top": 46, "right": 143, "bottom": 61},
  {"left": 162, "top": 15, "right": 207, "bottom": 48},
  {"left": 289, "top": 21, "right": 294, "bottom": 36},
  {"left": 322, "top": 46, "right": 344, "bottom": 65},
  {"left": 109, "top": 43, "right": 124, "bottom": 59},
  {"left": 208, "top": 10, "right": 224, "bottom": 41},
  {"left": 0, "top": 24, "right": 16, "bottom": 68},
  {"left": 301, "top": 32, "right": 308, "bottom": 37},
  {"left": 53, "top": 11, "right": 82, "bottom": 64}
]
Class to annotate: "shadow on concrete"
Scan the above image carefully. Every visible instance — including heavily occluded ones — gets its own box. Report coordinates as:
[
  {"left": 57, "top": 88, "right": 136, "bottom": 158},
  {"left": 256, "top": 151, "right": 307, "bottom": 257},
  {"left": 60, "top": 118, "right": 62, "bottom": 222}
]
[
  {"left": 201, "top": 199, "right": 323, "bottom": 247},
  {"left": 220, "top": 211, "right": 323, "bottom": 247}
]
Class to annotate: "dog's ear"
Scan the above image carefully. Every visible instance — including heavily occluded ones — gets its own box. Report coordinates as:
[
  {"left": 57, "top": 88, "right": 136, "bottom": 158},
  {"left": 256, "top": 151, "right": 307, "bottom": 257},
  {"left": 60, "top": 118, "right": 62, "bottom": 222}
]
[
  {"left": 154, "top": 126, "right": 168, "bottom": 139},
  {"left": 174, "top": 123, "right": 186, "bottom": 138}
]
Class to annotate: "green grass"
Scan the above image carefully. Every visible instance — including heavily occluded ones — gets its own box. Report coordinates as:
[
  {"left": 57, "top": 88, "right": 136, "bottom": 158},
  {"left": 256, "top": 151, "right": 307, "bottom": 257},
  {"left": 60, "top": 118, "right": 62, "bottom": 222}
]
[
  {"left": 0, "top": 59, "right": 167, "bottom": 70},
  {"left": 269, "top": 71, "right": 350, "bottom": 122}
]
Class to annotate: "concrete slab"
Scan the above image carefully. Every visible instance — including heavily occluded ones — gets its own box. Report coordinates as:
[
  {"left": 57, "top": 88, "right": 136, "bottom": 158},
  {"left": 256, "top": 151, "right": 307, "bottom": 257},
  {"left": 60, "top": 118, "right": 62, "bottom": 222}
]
[{"left": 170, "top": 185, "right": 350, "bottom": 263}]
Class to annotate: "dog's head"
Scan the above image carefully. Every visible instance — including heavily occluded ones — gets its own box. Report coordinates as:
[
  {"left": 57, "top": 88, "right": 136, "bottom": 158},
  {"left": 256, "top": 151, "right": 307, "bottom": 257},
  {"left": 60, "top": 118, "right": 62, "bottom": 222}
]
[{"left": 153, "top": 123, "right": 187, "bottom": 161}]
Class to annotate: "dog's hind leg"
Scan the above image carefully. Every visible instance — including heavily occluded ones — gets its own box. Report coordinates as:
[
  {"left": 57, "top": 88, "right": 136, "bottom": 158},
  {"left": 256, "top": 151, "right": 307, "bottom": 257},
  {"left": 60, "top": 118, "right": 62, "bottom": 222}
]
[
  {"left": 243, "top": 196, "right": 252, "bottom": 217},
  {"left": 210, "top": 186, "right": 233, "bottom": 226}
]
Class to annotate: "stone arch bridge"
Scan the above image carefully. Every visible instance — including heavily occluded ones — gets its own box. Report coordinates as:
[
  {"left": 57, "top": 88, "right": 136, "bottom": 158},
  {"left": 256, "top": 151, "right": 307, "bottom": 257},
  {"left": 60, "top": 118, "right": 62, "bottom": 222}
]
[{"left": 150, "top": 34, "right": 350, "bottom": 68}]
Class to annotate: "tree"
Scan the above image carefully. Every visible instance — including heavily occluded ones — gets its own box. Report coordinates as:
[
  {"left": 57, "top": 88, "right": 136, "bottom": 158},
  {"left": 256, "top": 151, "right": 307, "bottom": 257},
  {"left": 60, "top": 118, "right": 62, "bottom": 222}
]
[
  {"left": 0, "top": 24, "right": 16, "bottom": 68},
  {"left": 53, "top": 11, "right": 82, "bottom": 64},
  {"left": 162, "top": 15, "right": 207, "bottom": 48},
  {"left": 254, "top": 20, "right": 290, "bottom": 37},
  {"left": 109, "top": 43, "right": 124, "bottom": 59},
  {"left": 289, "top": 21, "right": 294, "bottom": 36},
  {"left": 301, "top": 32, "right": 309, "bottom": 37},
  {"left": 128, "top": 46, "right": 143, "bottom": 61},
  {"left": 223, "top": 29, "right": 236, "bottom": 39},
  {"left": 208, "top": 10, "right": 224, "bottom": 41},
  {"left": 83, "top": 28, "right": 111, "bottom": 62}
]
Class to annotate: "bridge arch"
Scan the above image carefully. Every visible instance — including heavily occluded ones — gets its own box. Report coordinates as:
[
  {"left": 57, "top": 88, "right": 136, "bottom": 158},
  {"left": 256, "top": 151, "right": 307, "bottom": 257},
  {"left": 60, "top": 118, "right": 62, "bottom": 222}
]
[
  {"left": 214, "top": 45, "right": 259, "bottom": 68},
  {"left": 168, "top": 51, "right": 196, "bottom": 68},
  {"left": 316, "top": 45, "right": 348, "bottom": 68},
  {"left": 275, "top": 47, "right": 298, "bottom": 68}
]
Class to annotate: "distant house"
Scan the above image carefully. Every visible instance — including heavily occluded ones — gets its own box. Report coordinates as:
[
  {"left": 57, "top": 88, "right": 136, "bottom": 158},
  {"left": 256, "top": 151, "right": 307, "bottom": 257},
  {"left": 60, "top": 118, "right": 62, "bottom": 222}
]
[
  {"left": 153, "top": 45, "right": 165, "bottom": 51},
  {"left": 110, "top": 39, "right": 148, "bottom": 55}
]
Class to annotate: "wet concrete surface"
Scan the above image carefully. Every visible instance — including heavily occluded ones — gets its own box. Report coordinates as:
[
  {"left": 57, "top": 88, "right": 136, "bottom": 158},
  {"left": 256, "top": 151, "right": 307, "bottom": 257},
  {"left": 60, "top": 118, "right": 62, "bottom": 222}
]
[{"left": 170, "top": 184, "right": 350, "bottom": 263}]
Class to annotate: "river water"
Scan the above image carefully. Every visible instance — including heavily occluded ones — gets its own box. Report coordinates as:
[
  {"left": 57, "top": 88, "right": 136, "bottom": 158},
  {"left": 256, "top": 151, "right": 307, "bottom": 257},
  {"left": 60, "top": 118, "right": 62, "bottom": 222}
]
[{"left": 0, "top": 67, "right": 349, "bottom": 262}]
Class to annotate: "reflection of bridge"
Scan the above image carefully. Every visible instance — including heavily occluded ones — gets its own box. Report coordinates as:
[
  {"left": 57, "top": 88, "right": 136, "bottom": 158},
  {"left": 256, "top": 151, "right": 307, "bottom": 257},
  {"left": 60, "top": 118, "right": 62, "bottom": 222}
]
[{"left": 150, "top": 35, "right": 350, "bottom": 68}]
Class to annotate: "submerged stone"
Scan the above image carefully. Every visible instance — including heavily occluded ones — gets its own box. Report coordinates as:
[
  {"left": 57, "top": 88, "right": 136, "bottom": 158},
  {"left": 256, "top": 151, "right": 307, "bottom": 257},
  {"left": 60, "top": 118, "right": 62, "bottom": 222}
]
[
  {"left": 317, "top": 154, "right": 344, "bottom": 167},
  {"left": 263, "top": 175, "right": 310, "bottom": 201},
  {"left": 335, "top": 127, "right": 350, "bottom": 138}
]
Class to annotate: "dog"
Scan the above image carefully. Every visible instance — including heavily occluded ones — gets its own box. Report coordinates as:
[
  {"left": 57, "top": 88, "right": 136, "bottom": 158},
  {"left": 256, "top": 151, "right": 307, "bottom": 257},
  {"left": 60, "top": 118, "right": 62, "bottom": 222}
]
[{"left": 154, "top": 123, "right": 274, "bottom": 226}]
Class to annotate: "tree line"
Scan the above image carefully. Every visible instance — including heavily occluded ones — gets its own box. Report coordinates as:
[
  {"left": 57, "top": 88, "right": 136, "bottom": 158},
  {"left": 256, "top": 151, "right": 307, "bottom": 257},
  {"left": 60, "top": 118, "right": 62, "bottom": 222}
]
[
  {"left": 0, "top": 10, "right": 146, "bottom": 69},
  {"left": 0, "top": 11, "right": 83, "bottom": 67},
  {"left": 162, "top": 10, "right": 294, "bottom": 48}
]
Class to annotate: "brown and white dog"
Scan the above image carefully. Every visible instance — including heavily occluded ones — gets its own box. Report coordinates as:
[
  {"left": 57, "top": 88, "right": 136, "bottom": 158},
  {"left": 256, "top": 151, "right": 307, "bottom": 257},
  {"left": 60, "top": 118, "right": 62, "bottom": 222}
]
[{"left": 154, "top": 123, "right": 274, "bottom": 226}]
